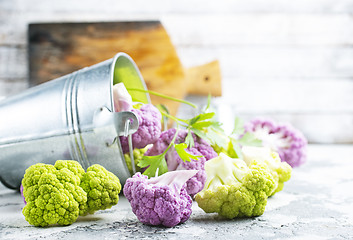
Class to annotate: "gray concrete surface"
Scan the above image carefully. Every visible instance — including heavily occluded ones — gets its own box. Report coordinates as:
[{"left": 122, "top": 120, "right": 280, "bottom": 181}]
[{"left": 1, "top": 145, "right": 353, "bottom": 239}]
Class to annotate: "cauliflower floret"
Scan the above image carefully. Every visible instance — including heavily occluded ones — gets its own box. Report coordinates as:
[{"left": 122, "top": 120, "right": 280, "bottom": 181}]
[
  {"left": 123, "top": 170, "right": 198, "bottom": 227},
  {"left": 119, "top": 104, "right": 162, "bottom": 153},
  {"left": 242, "top": 146, "right": 292, "bottom": 196},
  {"left": 145, "top": 128, "right": 218, "bottom": 196},
  {"left": 244, "top": 118, "right": 307, "bottom": 167},
  {"left": 21, "top": 162, "right": 87, "bottom": 226},
  {"left": 195, "top": 153, "right": 276, "bottom": 218},
  {"left": 80, "top": 164, "right": 121, "bottom": 215},
  {"left": 21, "top": 160, "right": 121, "bottom": 227},
  {"left": 112, "top": 83, "right": 162, "bottom": 154}
]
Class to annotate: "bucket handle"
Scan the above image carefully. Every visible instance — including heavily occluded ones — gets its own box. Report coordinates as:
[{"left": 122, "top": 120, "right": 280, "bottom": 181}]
[
  {"left": 124, "top": 119, "right": 136, "bottom": 174},
  {"left": 93, "top": 107, "right": 139, "bottom": 135}
]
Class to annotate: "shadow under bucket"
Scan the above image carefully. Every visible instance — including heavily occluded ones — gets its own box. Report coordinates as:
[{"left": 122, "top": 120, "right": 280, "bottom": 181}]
[{"left": 0, "top": 52, "right": 150, "bottom": 189}]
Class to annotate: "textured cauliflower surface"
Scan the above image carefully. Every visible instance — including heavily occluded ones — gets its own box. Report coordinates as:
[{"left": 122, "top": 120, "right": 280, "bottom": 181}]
[
  {"left": 21, "top": 161, "right": 87, "bottom": 226},
  {"left": 145, "top": 128, "right": 218, "bottom": 196},
  {"left": 123, "top": 171, "right": 197, "bottom": 227},
  {"left": 195, "top": 153, "right": 276, "bottom": 219},
  {"left": 21, "top": 160, "right": 121, "bottom": 227},
  {"left": 244, "top": 118, "right": 307, "bottom": 167},
  {"left": 80, "top": 164, "right": 121, "bottom": 215},
  {"left": 120, "top": 104, "right": 162, "bottom": 153},
  {"left": 242, "top": 146, "right": 292, "bottom": 196}
]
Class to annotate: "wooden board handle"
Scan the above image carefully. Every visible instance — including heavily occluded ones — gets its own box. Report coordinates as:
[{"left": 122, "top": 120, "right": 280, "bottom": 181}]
[{"left": 185, "top": 60, "right": 222, "bottom": 96}]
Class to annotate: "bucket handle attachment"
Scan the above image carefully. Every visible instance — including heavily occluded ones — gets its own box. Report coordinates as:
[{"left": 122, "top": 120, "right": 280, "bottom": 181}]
[
  {"left": 124, "top": 119, "right": 136, "bottom": 174},
  {"left": 93, "top": 107, "right": 139, "bottom": 174},
  {"left": 93, "top": 107, "right": 138, "bottom": 135}
]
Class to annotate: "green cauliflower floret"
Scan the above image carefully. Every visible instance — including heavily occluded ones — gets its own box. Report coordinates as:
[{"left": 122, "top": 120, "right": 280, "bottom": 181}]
[
  {"left": 80, "top": 164, "right": 121, "bottom": 215},
  {"left": 21, "top": 160, "right": 121, "bottom": 227},
  {"left": 22, "top": 161, "right": 87, "bottom": 226},
  {"left": 124, "top": 147, "right": 149, "bottom": 175},
  {"left": 195, "top": 153, "right": 276, "bottom": 219},
  {"left": 242, "top": 146, "right": 292, "bottom": 196},
  {"left": 55, "top": 160, "right": 85, "bottom": 180},
  {"left": 54, "top": 161, "right": 88, "bottom": 215}
]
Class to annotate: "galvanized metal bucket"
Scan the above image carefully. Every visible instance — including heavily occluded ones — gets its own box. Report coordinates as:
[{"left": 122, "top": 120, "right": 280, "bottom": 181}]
[{"left": 0, "top": 52, "right": 149, "bottom": 189}]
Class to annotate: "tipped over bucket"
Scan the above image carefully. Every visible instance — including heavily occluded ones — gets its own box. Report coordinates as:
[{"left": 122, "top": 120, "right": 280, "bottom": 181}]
[{"left": 0, "top": 52, "right": 149, "bottom": 189}]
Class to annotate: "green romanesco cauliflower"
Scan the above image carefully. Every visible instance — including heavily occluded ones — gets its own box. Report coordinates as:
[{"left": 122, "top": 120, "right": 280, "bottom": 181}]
[
  {"left": 22, "top": 161, "right": 87, "bottom": 226},
  {"left": 80, "top": 164, "right": 121, "bottom": 215},
  {"left": 54, "top": 160, "right": 88, "bottom": 215},
  {"left": 195, "top": 153, "right": 276, "bottom": 219},
  {"left": 21, "top": 160, "right": 121, "bottom": 227},
  {"left": 55, "top": 160, "right": 86, "bottom": 180},
  {"left": 242, "top": 146, "right": 292, "bottom": 196}
]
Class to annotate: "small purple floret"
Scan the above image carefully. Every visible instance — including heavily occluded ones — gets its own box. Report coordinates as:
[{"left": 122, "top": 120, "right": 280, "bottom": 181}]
[
  {"left": 244, "top": 118, "right": 307, "bottom": 167},
  {"left": 146, "top": 128, "right": 218, "bottom": 196},
  {"left": 123, "top": 171, "right": 197, "bottom": 227},
  {"left": 120, "top": 104, "right": 162, "bottom": 153}
]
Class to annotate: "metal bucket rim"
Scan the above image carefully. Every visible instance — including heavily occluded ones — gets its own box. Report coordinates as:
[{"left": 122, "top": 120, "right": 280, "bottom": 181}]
[{"left": 109, "top": 52, "right": 151, "bottom": 112}]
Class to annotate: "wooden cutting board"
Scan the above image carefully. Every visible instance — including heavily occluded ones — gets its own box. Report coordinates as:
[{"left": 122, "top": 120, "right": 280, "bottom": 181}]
[{"left": 28, "top": 21, "right": 221, "bottom": 116}]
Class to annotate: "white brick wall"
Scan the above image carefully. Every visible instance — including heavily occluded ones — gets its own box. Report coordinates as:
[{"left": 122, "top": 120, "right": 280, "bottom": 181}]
[{"left": 1, "top": 0, "right": 353, "bottom": 143}]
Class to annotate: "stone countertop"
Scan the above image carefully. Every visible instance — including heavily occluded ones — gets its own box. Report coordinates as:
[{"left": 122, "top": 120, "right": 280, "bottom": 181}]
[{"left": 1, "top": 144, "right": 353, "bottom": 239}]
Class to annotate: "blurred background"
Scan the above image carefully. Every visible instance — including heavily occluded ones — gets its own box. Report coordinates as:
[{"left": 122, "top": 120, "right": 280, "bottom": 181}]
[{"left": 1, "top": 0, "right": 352, "bottom": 144}]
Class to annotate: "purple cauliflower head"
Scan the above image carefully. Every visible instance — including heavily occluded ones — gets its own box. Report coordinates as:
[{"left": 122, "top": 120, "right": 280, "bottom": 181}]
[
  {"left": 123, "top": 170, "right": 198, "bottom": 227},
  {"left": 244, "top": 118, "right": 307, "bottom": 167},
  {"left": 112, "top": 83, "right": 162, "bottom": 153},
  {"left": 120, "top": 104, "right": 162, "bottom": 153},
  {"left": 145, "top": 128, "right": 218, "bottom": 196}
]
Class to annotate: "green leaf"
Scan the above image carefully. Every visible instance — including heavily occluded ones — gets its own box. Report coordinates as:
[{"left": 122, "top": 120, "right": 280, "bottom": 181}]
[
  {"left": 211, "top": 121, "right": 223, "bottom": 129},
  {"left": 189, "top": 115, "right": 200, "bottom": 126},
  {"left": 138, "top": 154, "right": 168, "bottom": 178},
  {"left": 206, "top": 127, "right": 228, "bottom": 149},
  {"left": 191, "top": 121, "right": 214, "bottom": 129},
  {"left": 188, "top": 112, "right": 215, "bottom": 128},
  {"left": 174, "top": 143, "right": 202, "bottom": 162},
  {"left": 156, "top": 104, "right": 170, "bottom": 115},
  {"left": 229, "top": 138, "right": 242, "bottom": 158},
  {"left": 191, "top": 128, "right": 210, "bottom": 142},
  {"left": 202, "top": 94, "right": 214, "bottom": 114},
  {"left": 237, "top": 132, "right": 262, "bottom": 147},
  {"left": 205, "top": 94, "right": 212, "bottom": 112},
  {"left": 232, "top": 117, "right": 245, "bottom": 136},
  {"left": 138, "top": 128, "right": 181, "bottom": 178},
  {"left": 184, "top": 130, "right": 195, "bottom": 148},
  {"left": 194, "top": 112, "right": 215, "bottom": 122}
]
